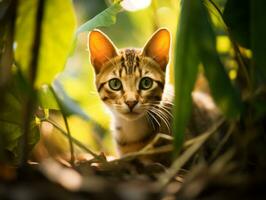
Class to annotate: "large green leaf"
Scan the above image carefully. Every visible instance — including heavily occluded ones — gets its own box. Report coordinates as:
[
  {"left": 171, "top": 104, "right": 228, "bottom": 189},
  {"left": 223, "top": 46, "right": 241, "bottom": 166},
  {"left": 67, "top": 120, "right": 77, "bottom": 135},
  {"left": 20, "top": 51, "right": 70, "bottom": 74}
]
[
  {"left": 198, "top": 1, "right": 242, "bottom": 118},
  {"left": 0, "top": 71, "right": 39, "bottom": 164},
  {"left": 15, "top": 0, "right": 76, "bottom": 88},
  {"left": 51, "top": 80, "right": 90, "bottom": 121},
  {"left": 223, "top": 0, "right": 250, "bottom": 48},
  {"left": 173, "top": 0, "right": 200, "bottom": 153},
  {"left": 76, "top": 2, "right": 122, "bottom": 34},
  {"left": 251, "top": 1, "right": 266, "bottom": 83},
  {"left": 38, "top": 80, "right": 106, "bottom": 138}
]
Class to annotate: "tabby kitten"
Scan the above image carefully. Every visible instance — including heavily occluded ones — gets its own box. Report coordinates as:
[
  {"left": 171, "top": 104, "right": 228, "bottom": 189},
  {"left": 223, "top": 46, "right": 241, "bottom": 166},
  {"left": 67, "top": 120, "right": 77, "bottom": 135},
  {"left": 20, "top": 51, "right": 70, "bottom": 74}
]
[{"left": 88, "top": 28, "right": 218, "bottom": 157}]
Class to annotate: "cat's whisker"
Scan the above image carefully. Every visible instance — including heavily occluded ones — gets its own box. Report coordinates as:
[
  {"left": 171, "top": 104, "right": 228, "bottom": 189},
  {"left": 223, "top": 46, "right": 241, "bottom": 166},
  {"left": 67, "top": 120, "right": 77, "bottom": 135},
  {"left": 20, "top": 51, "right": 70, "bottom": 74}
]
[
  {"left": 150, "top": 109, "right": 169, "bottom": 133},
  {"left": 143, "top": 102, "right": 173, "bottom": 111},
  {"left": 147, "top": 110, "right": 161, "bottom": 128},
  {"left": 149, "top": 109, "right": 167, "bottom": 128},
  {"left": 155, "top": 108, "right": 171, "bottom": 127},
  {"left": 145, "top": 112, "right": 156, "bottom": 131},
  {"left": 148, "top": 103, "right": 171, "bottom": 117},
  {"left": 150, "top": 108, "right": 171, "bottom": 133},
  {"left": 153, "top": 105, "right": 173, "bottom": 119},
  {"left": 157, "top": 109, "right": 172, "bottom": 126},
  {"left": 158, "top": 104, "right": 173, "bottom": 114}
]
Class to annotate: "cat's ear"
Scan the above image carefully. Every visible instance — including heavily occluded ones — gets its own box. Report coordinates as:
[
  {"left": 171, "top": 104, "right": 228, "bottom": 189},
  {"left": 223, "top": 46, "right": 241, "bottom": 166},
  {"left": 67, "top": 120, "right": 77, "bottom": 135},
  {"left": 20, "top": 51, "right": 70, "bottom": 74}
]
[
  {"left": 142, "top": 28, "right": 171, "bottom": 71},
  {"left": 88, "top": 30, "right": 118, "bottom": 73}
]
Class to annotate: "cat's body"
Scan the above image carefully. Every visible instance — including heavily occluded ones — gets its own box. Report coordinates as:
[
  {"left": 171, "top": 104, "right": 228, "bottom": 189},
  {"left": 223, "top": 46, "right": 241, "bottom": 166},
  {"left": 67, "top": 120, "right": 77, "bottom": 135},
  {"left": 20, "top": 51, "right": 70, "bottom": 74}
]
[{"left": 88, "top": 29, "right": 219, "bottom": 160}]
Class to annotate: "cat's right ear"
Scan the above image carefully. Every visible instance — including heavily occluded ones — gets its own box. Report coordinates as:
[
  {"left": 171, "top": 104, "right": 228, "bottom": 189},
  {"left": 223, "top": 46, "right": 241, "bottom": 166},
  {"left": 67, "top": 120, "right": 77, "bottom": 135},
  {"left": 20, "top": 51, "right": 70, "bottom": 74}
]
[
  {"left": 142, "top": 28, "right": 171, "bottom": 71},
  {"left": 88, "top": 30, "right": 118, "bottom": 73}
]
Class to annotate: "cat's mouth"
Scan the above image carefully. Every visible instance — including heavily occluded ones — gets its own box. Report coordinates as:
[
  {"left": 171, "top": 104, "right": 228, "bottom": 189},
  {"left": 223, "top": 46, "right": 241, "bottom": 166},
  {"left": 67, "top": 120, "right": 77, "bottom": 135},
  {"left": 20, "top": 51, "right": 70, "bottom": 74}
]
[
  {"left": 121, "top": 110, "right": 144, "bottom": 120},
  {"left": 126, "top": 111, "right": 139, "bottom": 115}
]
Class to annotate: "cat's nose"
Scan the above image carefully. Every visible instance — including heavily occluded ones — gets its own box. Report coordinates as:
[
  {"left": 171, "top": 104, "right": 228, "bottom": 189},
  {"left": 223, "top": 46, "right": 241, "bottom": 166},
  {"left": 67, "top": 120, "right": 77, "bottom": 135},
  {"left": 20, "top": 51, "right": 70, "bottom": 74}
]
[{"left": 125, "top": 100, "right": 138, "bottom": 111}]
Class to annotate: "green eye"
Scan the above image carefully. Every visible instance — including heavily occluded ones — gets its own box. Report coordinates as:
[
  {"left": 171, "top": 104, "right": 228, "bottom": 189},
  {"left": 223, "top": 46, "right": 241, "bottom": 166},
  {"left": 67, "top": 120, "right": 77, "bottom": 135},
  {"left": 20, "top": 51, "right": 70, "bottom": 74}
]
[
  {"left": 140, "top": 77, "right": 153, "bottom": 90},
  {"left": 109, "top": 78, "right": 122, "bottom": 91}
]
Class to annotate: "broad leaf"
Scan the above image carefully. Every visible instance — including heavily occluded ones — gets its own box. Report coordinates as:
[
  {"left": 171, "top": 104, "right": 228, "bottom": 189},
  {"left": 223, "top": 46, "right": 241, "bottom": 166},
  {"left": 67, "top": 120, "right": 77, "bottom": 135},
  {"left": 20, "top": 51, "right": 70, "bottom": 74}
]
[
  {"left": 76, "top": 2, "right": 122, "bottom": 34},
  {"left": 52, "top": 80, "right": 90, "bottom": 121},
  {"left": 38, "top": 80, "right": 106, "bottom": 139},
  {"left": 15, "top": 0, "right": 76, "bottom": 87},
  {"left": 0, "top": 71, "right": 39, "bottom": 164}
]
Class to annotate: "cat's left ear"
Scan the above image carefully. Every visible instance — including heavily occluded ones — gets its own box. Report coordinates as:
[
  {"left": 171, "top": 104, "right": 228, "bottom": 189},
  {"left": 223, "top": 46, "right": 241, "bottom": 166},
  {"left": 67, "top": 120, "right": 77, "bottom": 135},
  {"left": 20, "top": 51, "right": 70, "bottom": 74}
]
[
  {"left": 88, "top": 29, "right": 118, "bottom": 73},
  {"left": 142, "top": 28, "right": 171, "bottom": 71}
]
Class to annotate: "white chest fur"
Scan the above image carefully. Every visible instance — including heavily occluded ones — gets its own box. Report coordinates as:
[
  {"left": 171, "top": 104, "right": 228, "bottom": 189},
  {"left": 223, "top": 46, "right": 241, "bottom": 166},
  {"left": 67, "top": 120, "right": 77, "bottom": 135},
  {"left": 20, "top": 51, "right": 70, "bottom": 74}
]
[{"left": 111, "top": 114, "right": 153, "bottom": 144}]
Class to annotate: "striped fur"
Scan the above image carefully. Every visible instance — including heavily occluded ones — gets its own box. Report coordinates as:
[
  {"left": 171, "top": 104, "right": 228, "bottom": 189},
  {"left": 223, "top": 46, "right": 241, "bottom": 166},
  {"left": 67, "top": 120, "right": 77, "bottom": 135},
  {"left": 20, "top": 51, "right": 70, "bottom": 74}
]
[
  {"left": 96, "top": 49, "right": 171, "bottom": 155},
  {"left": 88, "top": 29, "right": 172, "bottom": 156}
]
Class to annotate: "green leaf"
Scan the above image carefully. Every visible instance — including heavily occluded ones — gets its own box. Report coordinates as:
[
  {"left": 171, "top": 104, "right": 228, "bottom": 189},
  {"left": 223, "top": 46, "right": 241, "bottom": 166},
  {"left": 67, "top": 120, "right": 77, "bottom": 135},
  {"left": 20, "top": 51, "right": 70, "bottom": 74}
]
[
  {"left": 38, "top": 81, "right": 90, "bottom": 120},
  {"left": 251, "top": 1, "right": 266, "bottom": 83},
  {"left": 38, "top": 80, "right": 107, "bottom": 139},
  {"left": 15, "top": 0, "right": 76, "bottom": 88},
  {"left": 51, "top": 80, "right": 90, "bottom": 121},
  {"left": 173, "top": 0, "right": 243, "bottom": 153},
  {"left": 223, "top": 0, "right": 250, "bottom": 48},
  {"left": 38, "top": 84, "right": 59, "bottom": 110},
  {"left": 0, "top": 71, "right": 39, "bottom": 164},
  {"left": 198, "top": 1, "right": 242, "bottom": 118},
  {"left": 173, "top": 0, "right": 200, "bottom": 154},
  {"left": 0, "top": 121, "right": 39, "bottom": 164},
  {"left": 76, "top": 2, "right": 122, "bottom": 34}
]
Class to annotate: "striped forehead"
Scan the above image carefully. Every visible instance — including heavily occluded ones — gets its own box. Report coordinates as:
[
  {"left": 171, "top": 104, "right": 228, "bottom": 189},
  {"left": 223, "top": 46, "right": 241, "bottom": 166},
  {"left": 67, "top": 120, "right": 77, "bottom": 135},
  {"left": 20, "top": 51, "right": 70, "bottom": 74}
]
[
  {"left": 96, "top": 48, "right": 165, "bottom": 87},
  {"left": 116, "top": 49, "right": 141, "bottom": 77}
]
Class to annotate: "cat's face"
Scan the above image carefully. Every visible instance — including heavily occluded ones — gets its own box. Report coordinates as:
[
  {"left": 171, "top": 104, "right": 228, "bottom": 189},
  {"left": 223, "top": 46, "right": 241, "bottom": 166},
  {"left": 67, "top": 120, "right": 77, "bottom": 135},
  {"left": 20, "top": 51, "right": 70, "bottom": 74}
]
[{"left": 88, "top": 29, "right": 171, "bottom": 120}]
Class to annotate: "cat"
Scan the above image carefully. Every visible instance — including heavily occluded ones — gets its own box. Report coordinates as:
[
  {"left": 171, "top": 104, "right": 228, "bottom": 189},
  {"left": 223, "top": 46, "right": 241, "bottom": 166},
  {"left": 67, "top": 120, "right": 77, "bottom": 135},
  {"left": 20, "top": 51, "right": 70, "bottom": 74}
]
[{"left": 87, "top": 28, "right": 220, "bottom": 160}]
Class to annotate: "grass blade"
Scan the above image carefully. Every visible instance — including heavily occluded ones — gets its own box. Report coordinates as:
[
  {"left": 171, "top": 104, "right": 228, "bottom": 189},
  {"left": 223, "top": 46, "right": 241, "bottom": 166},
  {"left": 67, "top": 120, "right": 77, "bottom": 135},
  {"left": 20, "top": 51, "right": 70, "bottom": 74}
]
[{"left": 173, "top": 0, "right": 200, "bottom": 154}]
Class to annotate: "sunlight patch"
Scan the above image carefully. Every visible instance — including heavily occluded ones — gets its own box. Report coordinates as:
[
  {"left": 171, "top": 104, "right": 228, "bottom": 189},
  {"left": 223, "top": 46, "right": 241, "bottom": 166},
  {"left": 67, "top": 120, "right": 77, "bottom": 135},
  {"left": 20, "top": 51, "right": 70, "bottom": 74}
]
[{"left": 121, "top": 0, "right": 151, "bottom": 12}]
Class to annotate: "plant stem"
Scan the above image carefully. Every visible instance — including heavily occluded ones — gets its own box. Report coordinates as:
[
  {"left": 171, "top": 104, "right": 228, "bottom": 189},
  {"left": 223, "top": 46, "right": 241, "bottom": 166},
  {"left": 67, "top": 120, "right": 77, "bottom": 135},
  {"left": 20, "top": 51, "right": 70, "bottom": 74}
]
[
  {"left": 21, "top": 0, "right": 45, "bottom": 166},
  {"left": 109, "top": 144, "right": 173, "bottom": 164},
  {"left": 49, "top": 86, "right": 75, "bottom": 166},
  {"left": 208, "top": 0, "right": 252, "bottom": 97},
  {"left": 158, "top": 117, "right": 225, "bottom": 187},
  {"left": 62, "top": 114, "right": 75, "bottom": 166},
  {"left": 41, "top": 118, "right": 105, "bottom": 163}
]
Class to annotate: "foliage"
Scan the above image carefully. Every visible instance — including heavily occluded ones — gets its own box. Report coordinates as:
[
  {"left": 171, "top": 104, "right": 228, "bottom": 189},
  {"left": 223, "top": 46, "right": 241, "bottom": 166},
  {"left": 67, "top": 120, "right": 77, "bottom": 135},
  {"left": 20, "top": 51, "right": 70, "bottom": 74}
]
[
  {"left": 0, "top": 0, "right": 77, "bottom": 164},
  {"left": 76, "top": 2, "right": 122, "bottom": 34},
  {"left": 15, "top": 0, "right": 76, "bottom": 87},
  {"left": 0, "top": 0, "right": 121, "bottom": 165},
  {"left": 172, "top": 0, "right": 199, "bottom": 152},
  {"left": 0, "top": 0, "right": 266, "bottom": 199},
  {"left": 173, "top": 0, "right": 243, "bottom": 153},
  {"left": 0, "top": 68, "right": 40, "bottom": 164},
  {"left": 223, "top": 0, "right": 250, "bottom": 48}
]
